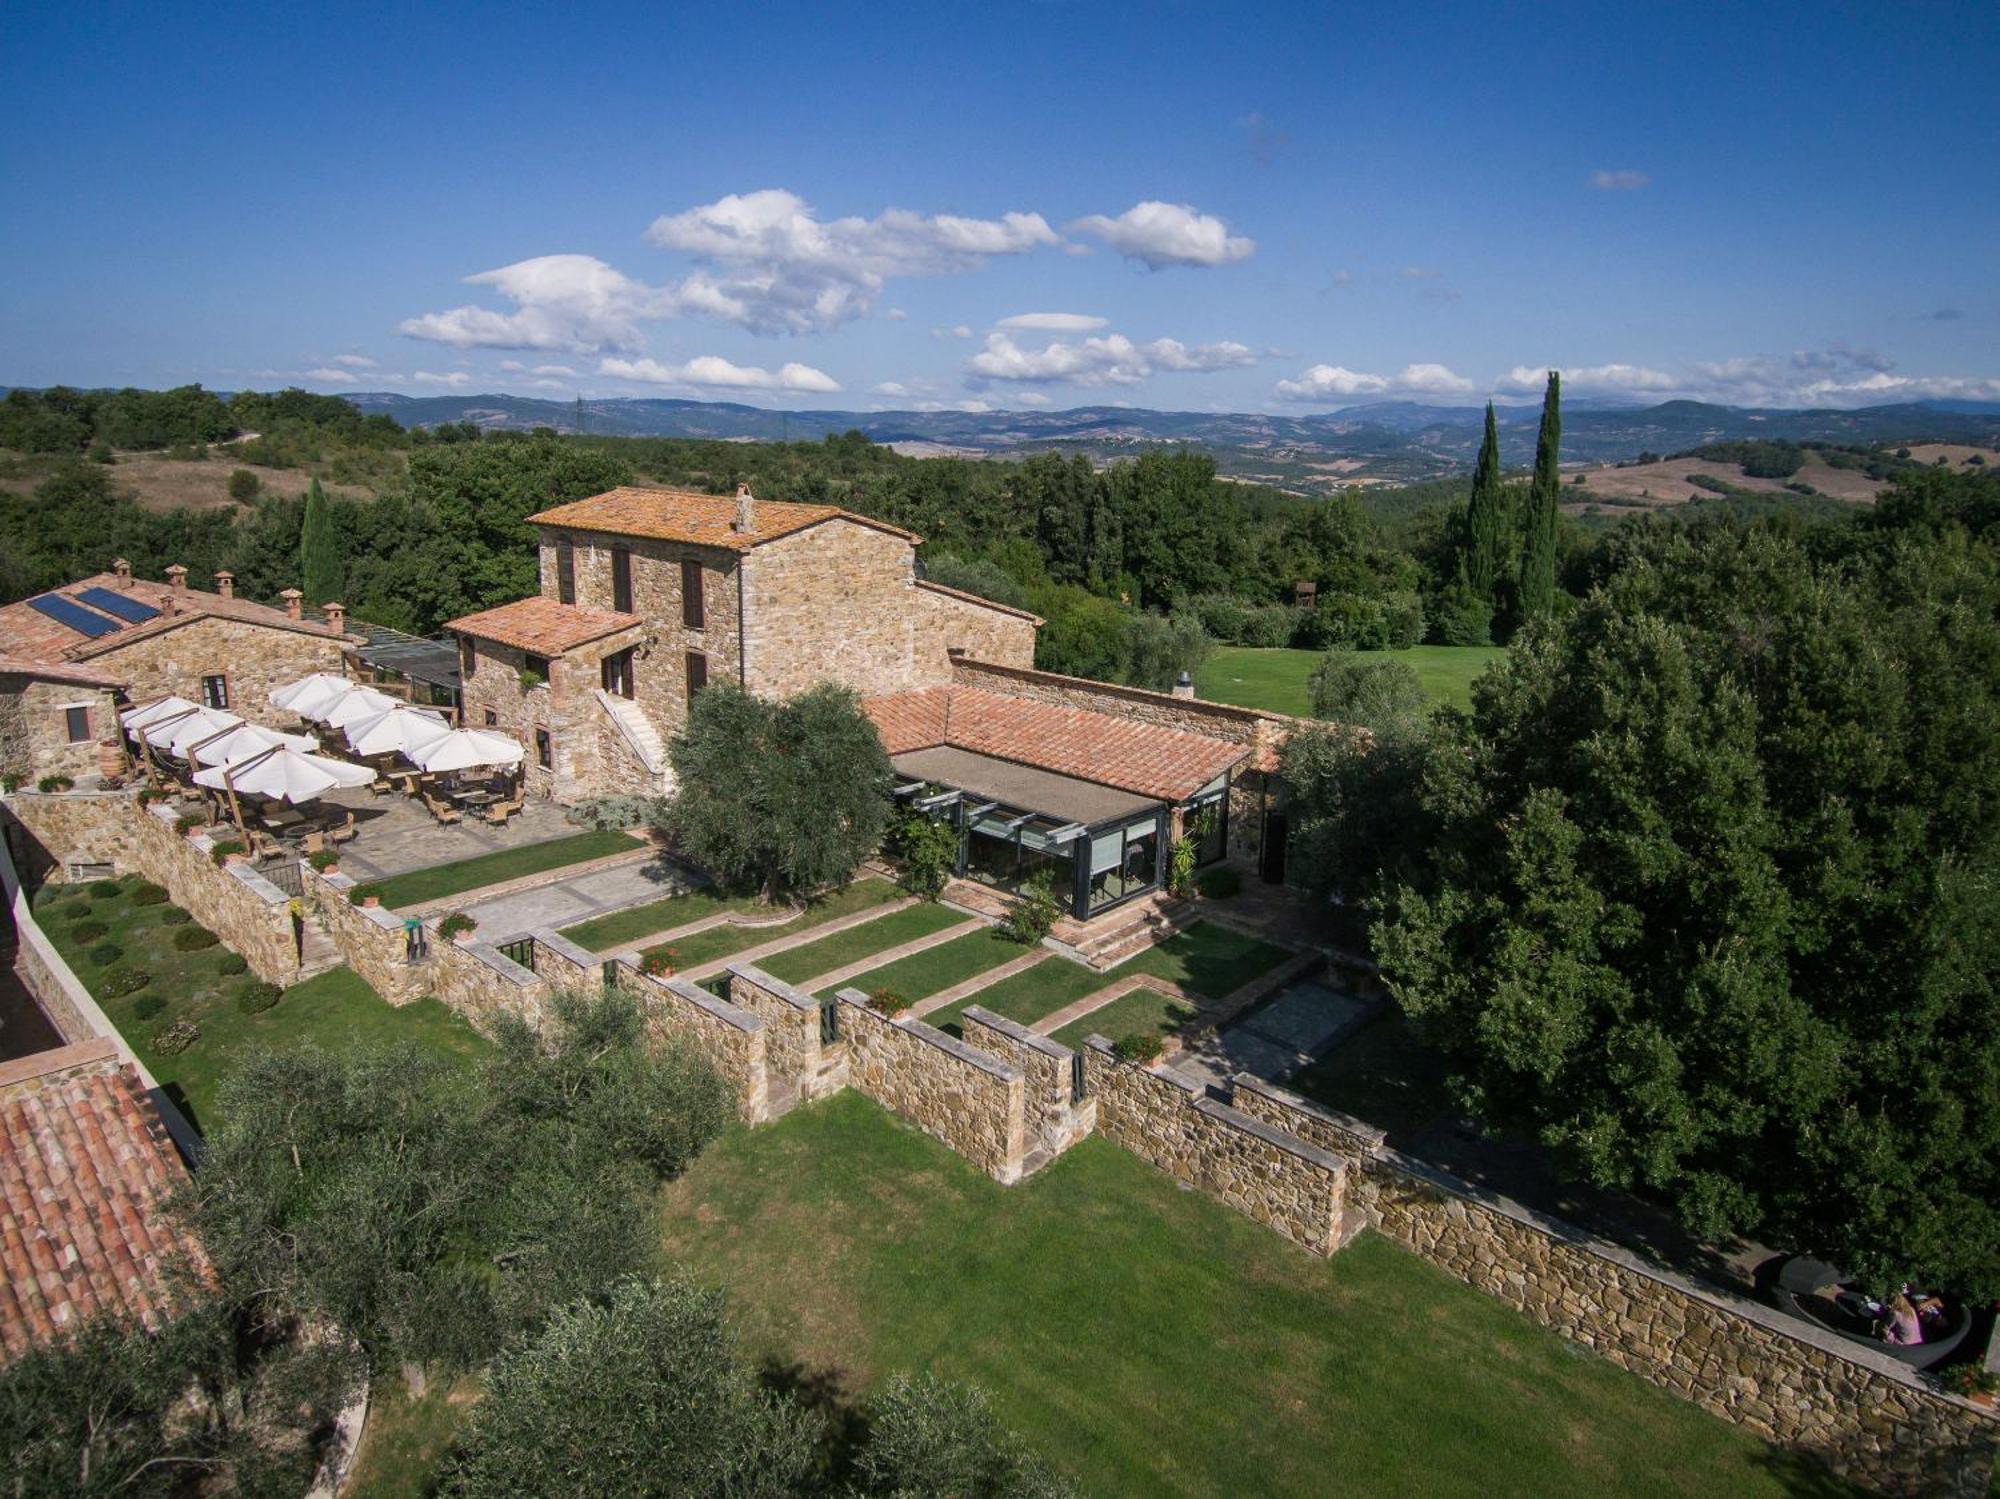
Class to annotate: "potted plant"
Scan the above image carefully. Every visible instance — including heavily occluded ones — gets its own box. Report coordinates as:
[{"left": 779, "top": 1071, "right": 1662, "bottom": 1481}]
[
  {"left": 865, "top": 986, "right": 909, "bottom": 1019},
  {"left": 438, "top": 912, "right": 478, "bottom": 945},
  {"left": 1939, "top": 1364, "right": 1998, "bottom": 1408},
  {"left": 1112, "top": 1032, "right": 1165, "bottom": 1065},
  {"left": 0, "top": 773, "right": 21, "bottom": 793},
  {"left": 640, "top": 947, "right": 678, "bottom": 979},
  {"left": 307, "top": 848, "right": 340, "bottom": 874},
  {"left": 175, "top": 812, "right": 204, "bottom": 837},
  {"left": 348, "top": 884, "right": 382, "bottom": 909},
  {"left": 209, "top": 838, "right": 246, "bottom": 867},
  {"left": 37, "top": 774, "right": 75, "bottom": 793}
]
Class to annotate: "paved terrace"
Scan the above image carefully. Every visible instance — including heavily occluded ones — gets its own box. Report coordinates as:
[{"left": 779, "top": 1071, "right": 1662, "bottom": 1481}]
[{"left": 308, "top": 786, "right": 579, "bottom": 882}]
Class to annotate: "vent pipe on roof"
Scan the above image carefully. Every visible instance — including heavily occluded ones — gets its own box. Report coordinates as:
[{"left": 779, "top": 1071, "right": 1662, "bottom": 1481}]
[
  {"left": 112, "top": 558, "right": 132, "bottom": 588},
  {"left": 164, "top": 564, "right": 188, "bottom": 592},
  {"left": 213, "top": 570, "right": 235, "bottom": 599},
  {"left": 733, "top": 482, "right": 756, "bottom": 535},
  {"left": 1172, "top": 671, "right": 1195, "bottom": 701},
  {"left": 280, "top": 587, "right": 303, "bottom": 621}
]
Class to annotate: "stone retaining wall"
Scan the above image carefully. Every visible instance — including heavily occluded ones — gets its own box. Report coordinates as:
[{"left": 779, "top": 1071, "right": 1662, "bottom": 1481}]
[
  {"left": 126, "top": 804, "right": 299, "bottom": 985},
  {"left": 1230, "top": 1075, "right": 1998, "bottom": 1498},
  {"left": 725, "top": 964, "right": 830, "bottom": 1100},
  {"left": 1081, "top": 1040, "right": 1348, "bottom": 1256},
  {"left": 836, "top": 988, "right": 1025, "bottom": 1183},
  {"left": 303, "top": 864, "right": 427, "bottom": 1003},
  {"left": 961, "top": 1007, "right": 1094, "bottom": 1158},
  {"left": 2, "top": 789, "right": 150, "bottom": 885},
  {"left": 628, "top": 966, "right": 769, "bottom": 1123}
]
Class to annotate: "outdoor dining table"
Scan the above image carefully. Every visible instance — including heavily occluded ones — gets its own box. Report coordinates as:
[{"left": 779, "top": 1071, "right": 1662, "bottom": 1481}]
[
  {"left": 449, "top": 787, "right": 498, "bottom": 807},
  {"left": 262, "top": 807, "right": 305, "bottom": 829}
]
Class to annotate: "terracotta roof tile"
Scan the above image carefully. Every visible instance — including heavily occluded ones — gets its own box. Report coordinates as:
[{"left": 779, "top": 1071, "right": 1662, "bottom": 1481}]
[
  {"left": 526, "top": 486, "right": 918, "bottom": 552},
  {"left": 0, "top": 653, "right": 126, "bottom": 688},
  {"left": 443, "top": 596, "right": 643, "bottom": 655},
  {"left": 0, "top": 1049, "right": 202, "bottom": 1361},
  {"left": 865, "top": 685, "right": 1246, "bottom": 804},
  {"left": 0, "top": 572, "right": 345, "bottom": 675}
]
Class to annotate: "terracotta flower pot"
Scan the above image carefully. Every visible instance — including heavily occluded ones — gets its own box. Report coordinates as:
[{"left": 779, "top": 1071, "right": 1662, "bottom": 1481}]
[{"left": 361, "top": 894, "right": 380, "bottom": 909}]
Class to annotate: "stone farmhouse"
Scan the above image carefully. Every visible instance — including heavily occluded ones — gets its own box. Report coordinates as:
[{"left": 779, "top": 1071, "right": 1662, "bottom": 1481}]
[
  {"left": 0, "top": 561, "right": 353, "bottom": 787},
  {"left": 448, "top": 483, "right": 1299, "bottom": 927}
]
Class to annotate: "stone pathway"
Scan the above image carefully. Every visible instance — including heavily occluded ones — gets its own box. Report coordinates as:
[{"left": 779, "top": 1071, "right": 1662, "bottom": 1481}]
[
  {"left": 1170, "top": 977, "right": 1382, "bottom": 1095},
  {"left": 459, "top": 858, "right": 685, "bottom": 939},
  {"left": 797, "top": 916, "right": 985, "bottom": 995},
  {"left": 908, "top": 947, "right": 1052, "bottom": 1020},
  {"left": 1029, "top": 973, "right": 1164, "bottom": 1037},
  {"left": 314, "top": 786, "right": 577, "bottom": 882},
  {"left": 678, "top": 897, "right": 920, "bottom": 983}
]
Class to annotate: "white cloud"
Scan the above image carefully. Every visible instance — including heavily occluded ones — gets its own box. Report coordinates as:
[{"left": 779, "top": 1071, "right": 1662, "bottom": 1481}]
[
  {"left": 996, "top": 312, "right": 1110, "bottom": 332},
  {"left": 499, "top": 360, "right": 526, "bottom": 372},
  {"left": 526, "top": 378, "right": 571, "bottom": 391},
  {"left": 1015, "top": 391, "right": 1052, "bottom": 406},
  {"left": 1274, "top": 362, "right": 1475, "bottom": 401},
  {"left": 412, "top": 370, "right": 474, "bottom": 388},
  {"left": 330, "top": 354, "right": 377, "bottom": 368},
  {"left": 1589, "top": 169, "right": 1650, "bottom": 191},
  {"left": 915, "top": 398, "right": 993, "bottom": 413},
  {"left": 885, "top": 307, "right": 908, "bottom": 321},
  {"left": 932, "top": 324, "right": 974, "bottom": 340},
  {"left": 871, "top": 381, "right": 911, "bottom": 397},
  {"left": 303, "top": 367, "right": 359, "bottom": 384},
  {"left": 400, "top": 254, "right": 673, "bottom": 353},
  {"left": 1499, "top": 348, "right": 2000, "bottom": 407},
  {"left": 598, "top": 355, "right": 841, "bottom": 393},
  {"left": 1495, "top": 363, "right": 1679, "bottom": 396},
  {"left": 968, "top": 331, "right": 1259, "bottom": 387},
  {"left": 641, "top": 189, "right": 1057, "bottom": 335},
  {"left": 1068, "top": 201, "right": 1254, "bottom": 269},
  {"left": 1399, "top": 265, "right": 1441, "bottom": 280},
  {"left": 531, "top": 364, "right": 578, "bottom": 377}
]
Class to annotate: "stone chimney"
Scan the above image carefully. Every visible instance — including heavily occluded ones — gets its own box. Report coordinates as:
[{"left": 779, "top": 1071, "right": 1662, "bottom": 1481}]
[
  {"left": 112, "top": 558, "right": 132, "bottom": 588},
  {"left": 279, "top": 587, "right": 303, "bottom": 621},
  {"left": 213, "top": 569, "right": 235, "bottom": 599},
  {"left": 733, "top": 482, "right": 756, "bottom": 535},
  {"left": 164, "top": 563, "right": 188, "bottom": 592},
  {"left": 323, "top": 601, "right": 346, "bottom": 635},
  {"left": 1171, "top": 671, "right": 1196, "bottom": 701}
]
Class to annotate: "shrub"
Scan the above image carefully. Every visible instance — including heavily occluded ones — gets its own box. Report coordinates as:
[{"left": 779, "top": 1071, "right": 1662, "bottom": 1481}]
[
  {"left": 235, "top": 980, "right": 282, "bottom": 1014},
  {"left": 159, "top": 906, "right": 192, "bottom": 926},
  {"left": 86, "top": 879, "right": 122, "bottom": 901},
  {"left": 174, "top": 813, "right": 203, "bottom": 836},
  {"left": 1196, "top": 866, "right": 1243, "bottom": 900},
  {"left": 999, "top": 870, "right": 1061, "bottom": 945},
  {"left": 307, "top": 848, "right": 340, "bottom": 871},
  {"left": 99, "top": 965, "right": 149, "bottom": 998},
  {"left": 0, "top": 773, "right": 20, "bottom": 792},
  {"left": 438, "top": 912, "right": 477, "bottom": 940},
  {"left": 131, "top": 993, "right": 167, "bottom": 1021},
  {"left": 86, "top": 940, "right": 121, "bottom": 966},
  {"left": 1112, "top": 1032, "right": 1165, "bottom": 1064},
  {"left": 36, "top": 775, "right": 74, "bottom": 793},
  {"left": 565, "top": 793, "right": 662, "bottom": 831},
  {"left": 172, "top": 925, "right": 220, "bottom": 951},
  {"left": 892, "top": 811, "right": 959, "bottom": 900},
  {"left": 135, "top": 786, "right": 161, "bottom": 806},
  {"left": 1940, "top": 1363, "right": 1998, "bottom": 1398},
  {"left": 347, "top": 884, "right": 381, "bottom": 906},
  {"left": 866, "top": 987, "right": 907, "bottom": 1016},
  {"left": 208, "top": 838, "right": 245, "bottom": 867},
  {"left": 69, "top": 920, "right": 108, "bottom": 943},
  {"left": 130, "top": 881, "right": 168, "bottom": 906},
  {"left": 517, "top": 666, "right": 546, "bottom": 693},
  {"left": 640, "top": 949, "right": 678, "bottom": 977},
  {"left": 216, "top": 951, "right": 248, "bottom": 976},
  {"left": 152, "top": 1019, "right": 200, "bottom": 1055},
  {"left": 226, "top": 467, "right": 260, "bottom": 501}
]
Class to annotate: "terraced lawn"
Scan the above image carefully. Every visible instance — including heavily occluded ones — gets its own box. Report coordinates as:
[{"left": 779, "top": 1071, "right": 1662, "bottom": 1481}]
[
  {"left": 1122, "top": 921, "right": 1292, "bottom": 1000},
  {"left": 356, "top": 829, "right": 642, "bottom": 910},
  {"left": 819, "top": 926, "right": 1034, "bottom": 1007},
  {"left": 1050, "top": 984, "right": 1200, "bottom": 1051},
  {"left": 1195, "top": 644, "right": 1508, "bottom": 715},
  {"left": 753, "top": 901, "right": 965, "bottom": 987},
  {"left": 923, "top": 952, "right": 1110, "bottom": 1037},
  {"left": 556, "top": 886, "right": 762, "bottom": 952},
  {"left": 636, "top": 878, "right": 901, "bottom": 972}
]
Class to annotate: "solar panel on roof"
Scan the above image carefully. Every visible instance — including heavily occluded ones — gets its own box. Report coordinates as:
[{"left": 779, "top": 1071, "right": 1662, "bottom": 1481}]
[
  {"left": 27, "top": 593, "right": 122, "bottom": 639},
  {"left": 75, "top": 586, "right": 161, "bottom": 625}
]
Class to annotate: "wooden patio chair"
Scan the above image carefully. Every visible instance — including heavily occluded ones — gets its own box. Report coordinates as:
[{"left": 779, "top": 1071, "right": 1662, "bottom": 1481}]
[
  {"left": 329, "top": 810, "right": 358, "bottom": 845},
  {"left": 483, "top": 794, "right": 524, "bottom": 826},
  {"left": 300, "top": 830, "right": 326, "bottom": 856},
  {"left": 421, "top": 791, "right": 462, "bottom": 825}
]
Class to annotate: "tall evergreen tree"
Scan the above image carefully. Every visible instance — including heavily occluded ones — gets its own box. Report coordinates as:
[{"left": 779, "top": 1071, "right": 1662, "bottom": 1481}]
[
  {"left": 298, "top": 477, "right": 341, "bottom": 605},
  {"left": 1462, "top": 402, "right": 1508, "bottom": 598},
  {"left": 1517, "top": 371, "right": 1561, "bottom": 621}
]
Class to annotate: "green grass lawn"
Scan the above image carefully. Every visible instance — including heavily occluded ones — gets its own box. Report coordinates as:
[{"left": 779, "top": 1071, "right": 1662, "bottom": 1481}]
[
  {"left": 34, "top": 878, "right": 486, "bottom": 1132},
  {"left": 1284, "top": 1011, "right": 1457, "bottom": 1144},
  {"left": 1050, "top": 984, "right": 1199, "bottom": 1051},
  {"left": 753, "top": 901, "right": 966, "bottom": 987},
  {"left": 1195, "top": 644, "right": 1508, "bottom": 716},
  {"left": 360, "top": 828, "right": 642, "bottom": 911},
  {"left": 346, "top": 1374, "right": 479, "bottom": 1499},
  {"left": 640, "top": 1092, "right": 1829, "bottom": 1499},
  {"left": 555, "top": 886, "right": 763, "bottom": 952},
  {"left": 923, "top": 952, "right": 1112, "bottom": 1037},
  {"left": 818, "top": 927, "right": 1032, "bottom": 1007},
  {"left": 1122, "top": 920, "right": 1292, "bottom": 1000},
  {"left": 637, "top": 878, "right": 902, "bottom": 972}
]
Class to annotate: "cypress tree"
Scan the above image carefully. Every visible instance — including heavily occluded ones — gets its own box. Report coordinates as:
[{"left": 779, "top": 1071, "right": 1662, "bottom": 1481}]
[
  {"left": 1518, "top": 370, "right": 1561, "bottom": 621},
  {"left": 299, "top": 477, "right": 341, "bottom": 605},
  {"left": 1462, "top": 402, "right": 1508, "bottom": 598}
]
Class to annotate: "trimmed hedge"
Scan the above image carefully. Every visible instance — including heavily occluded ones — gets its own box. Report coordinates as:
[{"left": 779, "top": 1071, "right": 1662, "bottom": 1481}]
[
  {"left": 70, "top": 919, "right": 108, "bottom": 944},
  {"left": 85, "top": 880, "right": 122, "bottom": 901},
  {"left": 152, "top": 1019, "right": 200, "bottom": 1055},
  {"left": 158, "top": 907, "right": 192, "bottom": 926},
  {"left": 86, "top": 941, "right": 121, "bottom": 967},
  {"left": 132, "top": 994, "right": 168, "bottom": 1021},
  {"left": 172, "top": 926, "right": 220, "bottom": 952},
  {"left": 216, "top": 951, "right": 249, "bottom": 976},
  {"left": 99, "top": 966, "right": 149, "bottom": 998},
  {"left": 130, "top": 882, "right": 168, "bottom": 906},
  {"left": 234, "top": 981, "right": 282, "bottom": 1015}
]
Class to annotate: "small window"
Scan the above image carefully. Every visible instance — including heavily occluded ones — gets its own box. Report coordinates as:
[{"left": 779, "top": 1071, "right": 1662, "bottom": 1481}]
[
  {"left": 611, "top": 547, "right": 633, "bottom": 613},
  {"left": 460, "top": 639, "right": 476, "bottom": 679},
  {"left": 681, "top": 559, "right": 705, "bottom": 630},
  {"left": 200, "top": 674, "right": 229, "bottom": 710},
  {"left": 64, "top": 705, "right": 92, "bottom": 743},
  {"left": 483, "top": 708, "right": 498, "bottom": 727},
  {"left": 556, "top": 540, "right": 575, "bottom": 605},
  {"left": 601, "top": 647, "right": 635, "bottom": 700},
  {"left": 685, "top": 650, "right": 708, "bottom": 698},
  {"left": 523, "top": 653, "right": 550, "bottom": 683},
  {"left": 535, "top": 727, "right": 552, "bottom": 769}
]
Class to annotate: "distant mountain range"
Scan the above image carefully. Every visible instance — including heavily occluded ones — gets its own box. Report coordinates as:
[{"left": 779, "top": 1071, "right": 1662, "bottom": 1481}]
[{"left": 344, "top": 391, "right": 2000, "bottom": 488}]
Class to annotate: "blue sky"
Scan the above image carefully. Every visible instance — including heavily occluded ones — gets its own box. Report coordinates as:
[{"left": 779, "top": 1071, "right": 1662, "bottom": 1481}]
[{"left": 3, "top": 0, "right": 1995, "bottom": 411}]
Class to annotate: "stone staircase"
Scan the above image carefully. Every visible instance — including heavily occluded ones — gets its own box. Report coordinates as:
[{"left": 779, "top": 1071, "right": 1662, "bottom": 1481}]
[
  {"left": 296, "top": 917, "right": 344, "bottom": 980},
  {"left": 1062, "top": 891, "right": 1196, "bottom": 969},
  {"left": 595, "top": 690, "right": 670, "bottom": 784}
]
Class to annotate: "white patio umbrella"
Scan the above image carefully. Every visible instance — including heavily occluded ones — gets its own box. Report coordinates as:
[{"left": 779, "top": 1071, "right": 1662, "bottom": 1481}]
[
  {"left": 121, "top": 694, "right": 199, "bottom": 732},
  {"left": 409, "top": 728, "right": 525, "bottom": 774},
  {"left": 269, "top": 672, "right": 355, "bottom": 719},
  {"left": 188, "top": 721, "right": 319, "bottom": 768},
  {"left": 194, "top": 744, "right": 375, "bottom": 808},
  {"left": 320, "top": 686, "right": 406, "bottom": 730},
  {"left": 343, "top": 703, "right": 452, "bottom": 758},
  {"left": 159, "top": 707, "right": 245, "bottom": 758}
]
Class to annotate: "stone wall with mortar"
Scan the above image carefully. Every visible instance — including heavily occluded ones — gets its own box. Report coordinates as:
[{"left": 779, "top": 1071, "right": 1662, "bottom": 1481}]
[
  {"left": 1229, "top": 1075, "right": 1998, "bottom": 1498},
  {"left": 123, "top": 803, "right": 300, "bottom": 985},
  {"left": 2, "top": 679, "right": 124, "bottom": 788},
  {"left": 1080, "top": 1039, "right": 1347, "bottom": 1256},
  {"left": 94, "top": 613, "right": 346, "bottom": 731},
  {"left": 2, "top": 790, "right": 151, "bottom": 884},
  {"left": 302, "top": 864, "right": 428, "bottom": 1003},
  {"left": 961, "top": 1006, "right": 1094, "bottom": 1158},
  {"left": 725, "top": 963, "right": 830, "bottom": 1100},
  {"left": 457, "top": 625, "right": 653, "bottom": 803},
  {"left": 912, "top": 582, "right": 1038, "bottom": 671},
  {"left": 835, "top": 988, "right": 1025, "bottom": 1183},
  {"left": 743, "top": 522, "right": 930, "bottom": 701},
  {"left": 628, "top": 967, "right": 768, "bottom": 1123}
]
